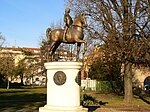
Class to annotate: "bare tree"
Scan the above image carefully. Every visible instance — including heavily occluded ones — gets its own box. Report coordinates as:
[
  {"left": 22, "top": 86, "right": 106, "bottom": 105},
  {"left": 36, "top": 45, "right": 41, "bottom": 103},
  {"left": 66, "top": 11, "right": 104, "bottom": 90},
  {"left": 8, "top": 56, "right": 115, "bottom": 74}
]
[
  {"left": 0, "top": 32, "right": 5, "bottom": 48},
  {"left": 66, "top": 0, "right": 150, "bottom": 103}
]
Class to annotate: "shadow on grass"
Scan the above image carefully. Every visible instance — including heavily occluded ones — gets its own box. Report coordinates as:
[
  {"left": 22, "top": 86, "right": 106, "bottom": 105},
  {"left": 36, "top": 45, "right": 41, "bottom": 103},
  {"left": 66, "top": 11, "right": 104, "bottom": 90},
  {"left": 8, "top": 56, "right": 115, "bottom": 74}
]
[
  {"left": 84, "top": 105, "right": 100, "bottom": 112},
  {"left": 0, "top": 101, "right": 46, "bottom": 111},
  {"left": 81, "top": 94, "right": 108, "bottom": 112},
  {"left": 139, "top": 96, "right": 150, "bottom": 104},
  {"left": 83, "top": 101, "right": 108, "bottom": 112},
  {"left": 0, "top": 92, "right": 46, "bottom": 100},
  {"left": 0, "top": 87, "right": 46, "bottom": 111},
  {"left": 0, "top": 90, "right": 28, "bottom": 94},
  {"left": 0, "top": 92, "right": 46, "bottom": 111}
]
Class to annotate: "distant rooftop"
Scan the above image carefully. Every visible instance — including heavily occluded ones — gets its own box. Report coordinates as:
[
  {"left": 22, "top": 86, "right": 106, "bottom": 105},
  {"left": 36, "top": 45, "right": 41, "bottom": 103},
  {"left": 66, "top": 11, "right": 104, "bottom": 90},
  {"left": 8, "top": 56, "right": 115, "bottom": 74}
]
[{"left": 1, "top": 47, "right": 40, "bottom": 51}]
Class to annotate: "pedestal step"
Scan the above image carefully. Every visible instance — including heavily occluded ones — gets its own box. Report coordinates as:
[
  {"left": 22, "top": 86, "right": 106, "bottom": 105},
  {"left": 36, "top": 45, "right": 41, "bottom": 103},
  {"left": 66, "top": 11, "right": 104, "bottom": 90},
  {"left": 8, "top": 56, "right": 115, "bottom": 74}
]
[{"left": 39, "top": 105, "right": 88, "bottom": 112}]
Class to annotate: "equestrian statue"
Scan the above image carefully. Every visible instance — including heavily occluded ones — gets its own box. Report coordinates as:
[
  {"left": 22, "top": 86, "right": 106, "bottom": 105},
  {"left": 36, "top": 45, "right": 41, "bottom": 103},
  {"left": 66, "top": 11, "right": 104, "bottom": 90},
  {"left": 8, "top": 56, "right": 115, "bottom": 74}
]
[{"left": 46, "top": 8, "right": 87, "bottom": 61}]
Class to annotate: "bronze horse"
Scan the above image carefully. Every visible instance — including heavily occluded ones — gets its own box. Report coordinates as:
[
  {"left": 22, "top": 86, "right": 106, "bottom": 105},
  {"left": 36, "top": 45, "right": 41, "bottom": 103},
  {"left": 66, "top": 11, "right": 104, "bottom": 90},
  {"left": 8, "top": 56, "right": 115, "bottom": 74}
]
[{"left": 46, "top": 13, "right": 87, "bottom": 60}]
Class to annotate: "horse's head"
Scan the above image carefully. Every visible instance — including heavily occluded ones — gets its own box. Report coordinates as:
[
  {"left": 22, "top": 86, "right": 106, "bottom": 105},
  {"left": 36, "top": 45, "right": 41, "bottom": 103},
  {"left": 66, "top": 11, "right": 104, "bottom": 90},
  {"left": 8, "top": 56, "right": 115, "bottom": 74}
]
[
  {"left": 80, "top": 13, "right": 87, "bottom": 27},
  {"left": 73, "top": 13, "right": 87, "bottom": 28}
]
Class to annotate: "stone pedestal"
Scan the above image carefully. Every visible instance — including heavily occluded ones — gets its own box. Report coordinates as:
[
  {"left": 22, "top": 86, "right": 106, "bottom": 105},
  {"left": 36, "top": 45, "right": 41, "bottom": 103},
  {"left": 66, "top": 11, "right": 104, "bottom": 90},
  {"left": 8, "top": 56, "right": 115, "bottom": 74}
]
[{"left": 39, "top": 62, "right": 88, "bottom": 112}]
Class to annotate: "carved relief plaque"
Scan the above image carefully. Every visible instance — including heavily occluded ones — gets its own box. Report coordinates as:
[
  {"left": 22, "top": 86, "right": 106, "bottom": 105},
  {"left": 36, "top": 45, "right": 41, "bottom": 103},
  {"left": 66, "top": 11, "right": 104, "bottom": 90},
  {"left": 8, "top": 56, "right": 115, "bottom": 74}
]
[
  {"left": 75, "top": 71, "right": 81, "bottom": 86},
  {"left": 53, "top": 71, "right": 66, "bottom": 85}
]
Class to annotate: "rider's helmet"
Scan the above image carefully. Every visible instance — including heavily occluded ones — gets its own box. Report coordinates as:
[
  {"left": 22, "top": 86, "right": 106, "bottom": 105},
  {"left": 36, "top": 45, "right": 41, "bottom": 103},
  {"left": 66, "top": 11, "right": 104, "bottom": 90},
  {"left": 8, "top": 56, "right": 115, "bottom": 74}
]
[{"left": 65, "top": 8, "right": 70, "bottom": 13}]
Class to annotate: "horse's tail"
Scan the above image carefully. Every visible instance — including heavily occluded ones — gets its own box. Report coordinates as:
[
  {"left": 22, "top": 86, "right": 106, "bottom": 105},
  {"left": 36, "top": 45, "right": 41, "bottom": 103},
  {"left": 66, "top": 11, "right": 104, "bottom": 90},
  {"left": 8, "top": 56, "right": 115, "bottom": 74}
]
[{"left": 46, "top": 28, "right": 51, "bottom": 39}]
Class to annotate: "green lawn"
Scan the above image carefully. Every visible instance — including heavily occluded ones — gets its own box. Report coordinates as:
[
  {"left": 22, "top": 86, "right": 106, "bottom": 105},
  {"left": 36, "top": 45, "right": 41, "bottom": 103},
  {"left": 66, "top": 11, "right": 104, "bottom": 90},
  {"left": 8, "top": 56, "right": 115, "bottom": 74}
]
[
  {"left": 0, "top": 88, "right": 149, "bottom": 112},
  {"left": 0, "top": 87, "right": 46, "bottom": 111},
  {"left": 0, "top": 87, "right": 46, "bottom": 100}
]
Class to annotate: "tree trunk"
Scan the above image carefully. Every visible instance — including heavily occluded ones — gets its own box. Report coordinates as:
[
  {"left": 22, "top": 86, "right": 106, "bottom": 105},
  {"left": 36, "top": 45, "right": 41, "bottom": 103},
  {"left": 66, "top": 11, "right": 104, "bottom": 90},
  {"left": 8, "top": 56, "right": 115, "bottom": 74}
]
[
  {"left": 20, "top": 74, "right": 24, "bottom": 85},
  {"left": 7, "top": 79, "right": 9, "bottom": 89},
  {"left": 124, "top": 62, "right": 133, "bottom": 103},
  {"left": 31, "top": 75, "right": 34, "bottom": 88}
]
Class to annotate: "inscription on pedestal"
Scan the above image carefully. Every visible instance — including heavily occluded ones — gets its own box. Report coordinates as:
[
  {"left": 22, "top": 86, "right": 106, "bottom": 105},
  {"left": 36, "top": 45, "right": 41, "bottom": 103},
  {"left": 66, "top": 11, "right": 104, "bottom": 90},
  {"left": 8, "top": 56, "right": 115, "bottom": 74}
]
[{"left": 53, "top": 71, "right": 66, "bottom": 85}]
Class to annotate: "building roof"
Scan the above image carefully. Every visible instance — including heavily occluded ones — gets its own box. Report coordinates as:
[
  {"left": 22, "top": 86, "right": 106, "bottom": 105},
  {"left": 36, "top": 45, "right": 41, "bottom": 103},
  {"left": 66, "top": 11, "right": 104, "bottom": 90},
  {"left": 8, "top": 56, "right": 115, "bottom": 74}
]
[{"left": 0, "top": 47, "right": 40, "bottom": 51}]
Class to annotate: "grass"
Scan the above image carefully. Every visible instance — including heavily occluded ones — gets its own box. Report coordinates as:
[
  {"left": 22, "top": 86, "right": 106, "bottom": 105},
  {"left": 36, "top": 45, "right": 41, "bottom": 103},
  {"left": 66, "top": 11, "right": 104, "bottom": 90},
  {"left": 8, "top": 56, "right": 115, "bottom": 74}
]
[
  {"left": 0, "top": 88, "right": 149, "bottom": 111},
  {"left": 84, "top": 91, "right": 150, "bottom": 111},
  {"left": 0, "top": 87, "right": 46, "bottom": 100},
  {"left": 0, "top": 87, "right": 46, "bottom": 111}
]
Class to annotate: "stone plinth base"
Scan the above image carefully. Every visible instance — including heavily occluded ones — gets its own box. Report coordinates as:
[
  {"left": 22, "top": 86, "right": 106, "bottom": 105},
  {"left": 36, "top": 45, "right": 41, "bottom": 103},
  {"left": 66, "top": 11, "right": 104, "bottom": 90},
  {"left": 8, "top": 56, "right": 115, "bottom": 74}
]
[
  {"left": 39, "top": 62, "right": 88, "bottom": 112},
  {"left": 39, "top": 105, "right": 88, "bottom": 112}
]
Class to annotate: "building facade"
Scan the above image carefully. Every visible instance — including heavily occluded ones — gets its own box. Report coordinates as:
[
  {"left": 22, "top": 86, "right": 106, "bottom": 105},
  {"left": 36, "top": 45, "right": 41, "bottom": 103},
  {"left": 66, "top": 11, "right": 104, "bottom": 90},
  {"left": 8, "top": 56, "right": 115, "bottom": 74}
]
[
  {"left": 0, "top": 46, "right": 77, "bottom": 86},
  {"left": 82, "top": 45, "right": 150, "bottom": 91}
]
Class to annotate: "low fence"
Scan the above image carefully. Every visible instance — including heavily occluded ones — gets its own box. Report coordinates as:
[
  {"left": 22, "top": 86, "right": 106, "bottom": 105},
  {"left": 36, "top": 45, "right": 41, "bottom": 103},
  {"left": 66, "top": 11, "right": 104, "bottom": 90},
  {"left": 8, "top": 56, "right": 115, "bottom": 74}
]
[
  {"left": 81, "top": 79, "right": 146, "bottom": 92},
  {"left": 81, "top": 79, "right": 113, "bottom": 91}
]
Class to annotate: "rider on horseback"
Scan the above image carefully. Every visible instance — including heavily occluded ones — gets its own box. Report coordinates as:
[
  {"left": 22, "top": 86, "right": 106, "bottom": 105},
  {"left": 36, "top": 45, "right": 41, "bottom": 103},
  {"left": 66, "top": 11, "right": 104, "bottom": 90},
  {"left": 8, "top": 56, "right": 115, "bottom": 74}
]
[{"left": 63, "top": 8, "right": 73, "bottom": 42}]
